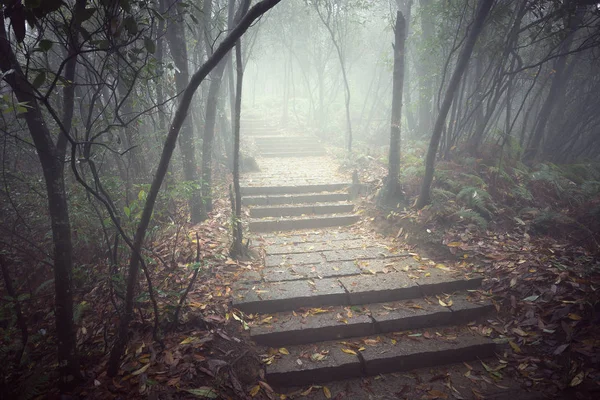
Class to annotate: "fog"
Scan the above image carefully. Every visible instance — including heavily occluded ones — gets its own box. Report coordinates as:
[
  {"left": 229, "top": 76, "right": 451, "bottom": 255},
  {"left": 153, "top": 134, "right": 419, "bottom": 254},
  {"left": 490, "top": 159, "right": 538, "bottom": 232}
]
[{"left": 1, "top": 0, "right": 600, "bottom": 395}]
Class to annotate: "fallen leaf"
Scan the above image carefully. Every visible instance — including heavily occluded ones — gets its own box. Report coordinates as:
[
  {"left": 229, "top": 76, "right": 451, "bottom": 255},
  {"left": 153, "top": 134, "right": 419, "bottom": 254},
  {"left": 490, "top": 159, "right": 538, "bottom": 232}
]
[
  {"left": 509, "top": 341, "right": 522, "bottom": 354},
  {"left": 249, "top": 385, "right": 260, "bottom": 397},
  {"left": 341, "top": 348, "right": 357, "bottom": 355},
  {"left": 279, "top": 348, "right": 290, "bottom": 355},
  {"left": 567, "top": 313, "right": 582, "bottom": 321},
  {"left": 131, "top": 363, "right": 150, "bottom": 376},
  {"left": 554, "top": 343, "right": 569, "bottom": 355},
  {"left": 435, "top": 264, "right": 450, "bottom": 271},
  {"left": 186, "top": 387, "right": 218, "bottom": 398},
  {"left": 569, "top": 371, "right": 585, "bottom": 387},
  {"left": 323, "top": 386, "right": 332, "bottom": 399},
  {"left": 259, "top": 381, "right": 274, "bottom": 393}
]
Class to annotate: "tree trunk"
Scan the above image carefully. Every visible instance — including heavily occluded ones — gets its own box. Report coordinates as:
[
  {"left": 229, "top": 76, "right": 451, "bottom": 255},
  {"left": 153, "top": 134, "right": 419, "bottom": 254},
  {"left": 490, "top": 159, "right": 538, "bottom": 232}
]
[
  {"left": 165, "top": 1, "right": 203, "bottom": 223},
  {"left": 523, "top": 4, "right": 583, "bottom": 164},
  {"left": 230, "top": 37, "right": 245, "bottom": 258},
  {"left": 418, "top": 0, "right": 435, "bottom": 138},
  {"left": 200, "top": 61, "right": 227, "bottom": 218},
  {"left": 107, "top": 0, "right": 280, "bottom": 376},
  {"left": 379, "top": 11, "right": 406, "bottom": 206},
  {"left": 0, "top": 4, "right": 87, "bottom": 390},
  {"left": 416, "top": 0, "right": 494, "bottom": 209}
]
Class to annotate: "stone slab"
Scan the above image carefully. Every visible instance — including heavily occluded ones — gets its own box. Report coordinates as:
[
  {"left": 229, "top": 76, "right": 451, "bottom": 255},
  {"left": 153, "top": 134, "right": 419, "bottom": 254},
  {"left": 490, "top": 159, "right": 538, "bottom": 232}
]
[
  {"left": 361, "top": 333, "right": 496, "bottom": 376},
  {"left": 262, "top": 261, "right": 362, "bottom": 282},
  {"left": 261, "top": 151, "right": 327, "bottom": 158},
  {"left": 322, "top": 248, "right": 407, "bottom": 262},
  {"left": 249, "top": 215, "right": 359, "bottom": 233},
  {"left": 339, "top": 272, "right": 421, "bottom": 305},
  {"left": 266, "top": 342, "right": 362, "bottom": 386},
  {"left": 265, "top": 239, "right": 366, "bottom": 255},
  {"left": 265, "top": 252, "right": 324, "bottom": 267},
  {"left": 353, "top": 257, "right": 422, "bottom": 274},
  {"left": 370, "top": 298, "right": 452, "bottom": 333},
  {"left": 448, "top": 293, "right": 495, "bottom": 323},
  {"left": 233, "top": 278, "right": 348, "bottom": 314},
  {"left": 258, "top": 231, "right": 357, "bottom": 245},
  {"left": 250, "top": 203, "right": 354, "bottom": 218},
  {"left": 413, "top": 267, "right": 484, "bottom": 295},
  {"left": 252, "top": 309, "right": 374, "bottom": 346},
  {"left": 241, "top": 184, "right": 349, "bottom": 196}
]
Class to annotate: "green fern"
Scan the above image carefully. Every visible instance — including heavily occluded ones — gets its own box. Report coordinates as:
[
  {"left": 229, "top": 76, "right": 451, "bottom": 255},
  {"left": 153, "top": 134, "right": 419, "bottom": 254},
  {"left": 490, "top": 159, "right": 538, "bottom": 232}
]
[
  {"left": 581, "top": 181, "right": 600, "bottom": 198},
  {"left": 513, "top": 184, "right": 533, "bottom": 202},
  {"left": 452, "top": 208, "right": 488, "bottom": 229},
  {"left": 431, "top": 188, "right": 456, "bottom": 202},
  {"left": 459, "top": 173, "right": 487, "bottom": 188},
  {"left": 456, "top": 186, "right": 493, "bottom": 218}
]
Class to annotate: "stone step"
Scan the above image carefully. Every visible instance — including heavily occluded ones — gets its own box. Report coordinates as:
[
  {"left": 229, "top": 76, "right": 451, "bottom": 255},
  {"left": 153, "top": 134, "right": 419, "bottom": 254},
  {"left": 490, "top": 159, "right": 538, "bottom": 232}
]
[
  {"left": 242, "top": 130, "right": 283, "bottom": 136},
  {"left": 256, "top": 146, "right": 320, "bottom": 152},
  {"left": 248, "top": 214, "right": 359, "bottom": 233},
  {"left": 263, "top": 327, "right": 496, "bottom": 386},
  {"left": 260, "top": 151, "right": 327, "bottom": 158},
  {"left": 233, "top": 270, "right": 483, "bottom": 314},
  {"left": 241, "top": 183, "right": 349, "bottom": 196},
  {"left": 249, "top": 202, "right": 354, "bottom": 218},
  {"left": 243, "top": 193, "right": 350, "bottom": 206},
  {"left": 250, "top": 293, "right": 493, "bottom": 347},
  {"left": 258, "top": 231, "right": 358, "bottom": 244},
  {"left": 253, "top": 136, "right": 315, "bottom": 143}
]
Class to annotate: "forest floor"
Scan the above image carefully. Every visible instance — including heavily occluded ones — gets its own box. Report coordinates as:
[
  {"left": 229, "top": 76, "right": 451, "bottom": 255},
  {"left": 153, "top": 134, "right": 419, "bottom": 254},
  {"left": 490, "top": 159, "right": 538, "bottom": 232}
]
[{"left": 9, "top": 148, "right": 599, "bottom": 400}]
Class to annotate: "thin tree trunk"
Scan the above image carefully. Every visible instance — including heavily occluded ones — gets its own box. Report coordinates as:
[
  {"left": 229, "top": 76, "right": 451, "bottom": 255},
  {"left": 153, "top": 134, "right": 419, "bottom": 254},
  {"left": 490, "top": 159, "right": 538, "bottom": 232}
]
[
  {"left": 523, "top": 5, "right": 583, "bottom": 164},
  {"left": 416, "top": 0, "right": 494, "bottom": 209},
  {"left": 200, "top": 61, "right": 227, "bottom": 218},
  {"left": 107, "top": 0, "right": 281, "bottom": 376},
  {"left": 379, "top": 11, "right": 406, "bottom": 205},
  {"left": 231, "top": 36, "right": 245, "bottom": 258},
  {"left": 0, "top": 5, "right": 86, "bottom": 390},
  {"left": 165, "top": 1, "right": 203, "bottom": 223}
]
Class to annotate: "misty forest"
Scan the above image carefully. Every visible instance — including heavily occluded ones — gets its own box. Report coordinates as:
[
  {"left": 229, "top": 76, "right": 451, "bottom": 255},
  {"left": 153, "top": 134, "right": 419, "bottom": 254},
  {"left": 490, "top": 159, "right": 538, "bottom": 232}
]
[{"left": 1, "top": 0, "right": 600, "bottom": 399}]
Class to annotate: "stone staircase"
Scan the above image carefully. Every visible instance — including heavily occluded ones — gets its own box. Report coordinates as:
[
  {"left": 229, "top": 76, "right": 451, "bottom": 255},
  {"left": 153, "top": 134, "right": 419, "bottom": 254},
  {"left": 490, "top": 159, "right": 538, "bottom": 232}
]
[
  {"left": 233, "top": 232, "right": 495, "bottom": 387},
  {"left": 241, "top": 119, "right": 357, "bottom": 234},
  {"left": 236, "top": 118, "right": 496, "bottom": 389}
]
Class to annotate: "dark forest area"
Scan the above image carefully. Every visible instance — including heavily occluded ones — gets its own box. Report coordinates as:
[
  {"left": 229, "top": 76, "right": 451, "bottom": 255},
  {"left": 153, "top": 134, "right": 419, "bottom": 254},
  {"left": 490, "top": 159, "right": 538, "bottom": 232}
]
[{"left": 1, "top": 0, "right": 599, "bottom": 399}]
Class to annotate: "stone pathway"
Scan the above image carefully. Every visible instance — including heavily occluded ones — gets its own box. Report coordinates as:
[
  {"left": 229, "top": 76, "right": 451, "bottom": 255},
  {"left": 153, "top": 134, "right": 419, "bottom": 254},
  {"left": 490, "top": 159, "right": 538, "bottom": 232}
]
[{"left": 235, "top": 117, "right": 496, "bottom": 389}]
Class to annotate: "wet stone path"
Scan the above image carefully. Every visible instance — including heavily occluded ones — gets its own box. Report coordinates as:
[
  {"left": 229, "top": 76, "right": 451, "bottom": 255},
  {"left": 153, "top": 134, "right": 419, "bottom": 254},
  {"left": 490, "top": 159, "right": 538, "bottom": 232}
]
[{"left": 234, "top": 118, "right": 496, "bottom": 389}]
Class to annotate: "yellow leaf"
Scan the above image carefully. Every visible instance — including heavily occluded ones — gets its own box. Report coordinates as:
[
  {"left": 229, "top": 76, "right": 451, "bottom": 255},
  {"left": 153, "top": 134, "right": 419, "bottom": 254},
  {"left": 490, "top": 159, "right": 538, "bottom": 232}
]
[
  {"left": 279, "top": 348, "right": 290, "bottom": 355},
  {"left": 435, "top": 263, "right": 450, "bottom": 271},
  {"left": 438, "top": 298, "right": 449, "bottom": 307},
  {"left": 341, "top": 348, "right": 357, "bottom": 355},
  {"left": 569, "top": 371, "right": 585, "bottom": 387},
  {"left": 300, "top": 386, "right": 313, "bottom": 396},
  {"left": 131, "top": 363, "right": 150, "bottom": 376},
  {"left": 509, "top": 341, "right": 522, "bottom": 354},
  {"left": 425, "top": 272, "right": 431, "bottom": 277},
  {"left": 447, "top": 242, "right": 462, "bottom": 247},
  {"left": 568, "top": 313, "right": 582, "bottom": 321},
  {"left": 249, "top": 385, "right": 260, "bottom": 397},
  {"left": 323, "top": 386, "right": 332, "bottom": 399},
  {"left": 180, "top": 337, "right": 195, "bottom": 345}
]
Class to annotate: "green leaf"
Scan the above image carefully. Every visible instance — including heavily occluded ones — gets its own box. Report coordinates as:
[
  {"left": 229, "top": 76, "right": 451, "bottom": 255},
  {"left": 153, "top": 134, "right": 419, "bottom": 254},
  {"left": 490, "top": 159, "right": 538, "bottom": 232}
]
[
  {"left": 185, "top": 387, "right": 218, "bottom": 398},
  {"left": 38, "top": 39, "right": 53, "bottom": 51},
  {"left": 32, "top": 71, "right": 46, "bottom": 89},
  {"left": 79, "top": 7, "right": 97, "bottom": 22},
  {"left": 124, "top": 206, "right": 131, "bottom": 217},
  {"left": 124, "top": 16, "right": 138, "bottom": 35},
  {"left": 144, "top": 37, "right": 156, "bottom": 54}
]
